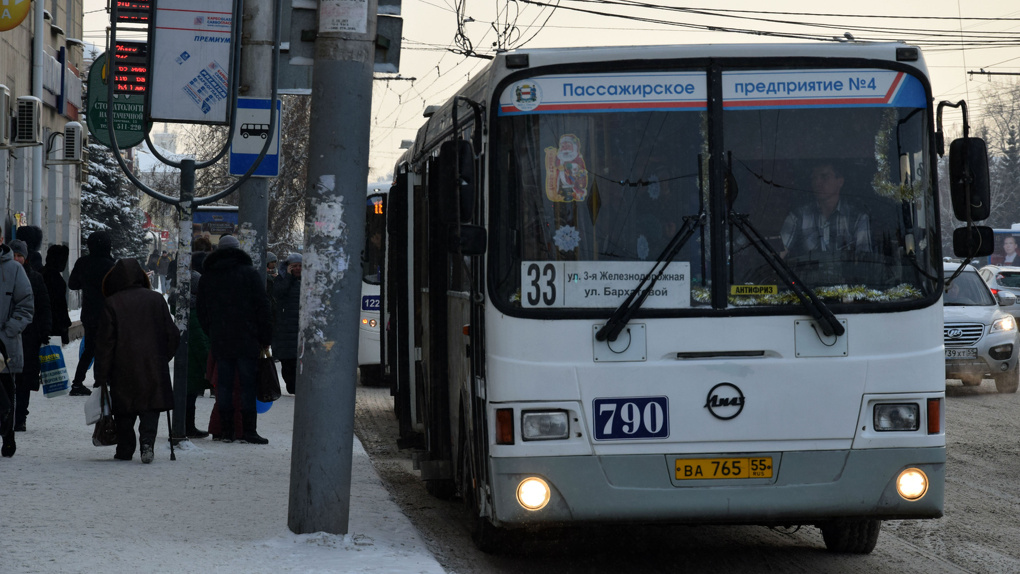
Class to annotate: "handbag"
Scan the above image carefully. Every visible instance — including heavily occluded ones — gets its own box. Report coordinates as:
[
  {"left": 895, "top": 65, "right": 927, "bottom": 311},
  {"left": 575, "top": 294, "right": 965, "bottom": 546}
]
[
  {"left": 91, "top": 383, "right": 118, "bottom": 447},
  {"left": 39, "top": 344, "right": 70, "bottom": 398},
  {"left": 256, "top": 349, "right": 282, "bottom": 403}
]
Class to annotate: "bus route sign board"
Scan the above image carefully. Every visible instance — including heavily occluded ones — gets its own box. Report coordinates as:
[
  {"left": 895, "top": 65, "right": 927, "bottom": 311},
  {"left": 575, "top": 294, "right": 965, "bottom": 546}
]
[
  {"left": 229, "top": 97, "right": 281, "bottom": 178},
  {"left": 85, "top": 52, "right": 152, "bottom": 149}
]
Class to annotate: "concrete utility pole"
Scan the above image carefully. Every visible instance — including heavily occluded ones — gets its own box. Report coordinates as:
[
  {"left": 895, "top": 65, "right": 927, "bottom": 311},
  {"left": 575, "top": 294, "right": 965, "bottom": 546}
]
[
  {"left": 237, "top": 0, "right": 273, "bottom": 277},
  {"left": 287, "top": 0, "right": 376, "bottom": 535}
]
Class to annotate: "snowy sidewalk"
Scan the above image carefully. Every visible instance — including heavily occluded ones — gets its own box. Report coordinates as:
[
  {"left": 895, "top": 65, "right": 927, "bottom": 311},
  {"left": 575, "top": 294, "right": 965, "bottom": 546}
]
[{"left": 0, "top": 340, "right": 447, "bottom": 574}]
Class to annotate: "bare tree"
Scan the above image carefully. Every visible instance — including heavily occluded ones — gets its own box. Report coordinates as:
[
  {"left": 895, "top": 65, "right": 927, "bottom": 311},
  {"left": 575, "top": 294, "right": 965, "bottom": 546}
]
[{"left": 978, "top": 81, "right": 1020, "bottom": 229}]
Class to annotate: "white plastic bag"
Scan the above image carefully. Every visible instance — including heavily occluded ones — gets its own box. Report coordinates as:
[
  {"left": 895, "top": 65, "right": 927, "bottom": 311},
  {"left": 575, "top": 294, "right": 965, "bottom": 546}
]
[{"left": 84, "top": 386, "right": 111, "bottom": 425}]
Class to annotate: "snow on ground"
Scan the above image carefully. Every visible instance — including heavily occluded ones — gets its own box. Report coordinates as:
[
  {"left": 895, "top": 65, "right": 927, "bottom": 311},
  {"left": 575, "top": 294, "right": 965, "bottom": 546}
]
[{"left": 0, "top": 333, "right": 446, "bottom": 574}]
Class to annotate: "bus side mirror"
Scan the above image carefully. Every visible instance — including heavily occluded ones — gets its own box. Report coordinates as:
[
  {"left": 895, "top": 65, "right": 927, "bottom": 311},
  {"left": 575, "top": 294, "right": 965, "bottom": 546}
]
[
  {"left": 949, "top": 137, "right": 991, "bottom": 221},
  {"left": 438, "top": 139, "right": 476, "bottom": 224},
  {"left": 953, "top": 225, "right": 995, "bottom": 258}
]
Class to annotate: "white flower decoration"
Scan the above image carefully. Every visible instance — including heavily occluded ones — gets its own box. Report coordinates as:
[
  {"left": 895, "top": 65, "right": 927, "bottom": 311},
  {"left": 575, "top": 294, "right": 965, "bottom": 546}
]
[
  {"left": 553, "top": 225, "right": 581, "bottom": 252},
  {"left": 637, "top": 234, "right": 650, "bottom": 260},
  {"left": 647, "top": 175, "right": 661, "bottom": 200}
]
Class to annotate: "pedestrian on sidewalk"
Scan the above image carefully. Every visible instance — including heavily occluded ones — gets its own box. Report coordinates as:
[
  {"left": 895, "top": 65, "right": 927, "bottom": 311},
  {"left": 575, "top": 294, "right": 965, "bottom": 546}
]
[
  {"left": 185, "top": 249, "right": 212, "bottom": 438},
  {"left": 0, "top": 238, "right": 36, "bottom": 458},
  {"left": 272, "top": 253, "right": 301, "bottom": 395},
  {"left": 156, "top": 250, "right": 171, "bottom": 294},
  {"left": 196, "top": 235, "right": 272, "bottom": 444},
  {"left": 67, "top": 231, "right": 116, "bottom": 396},
  {"left": 9, "top": 240, "right": 51, "bottom": 434},
  {"left": 42, "top": 245, "right": 72, "bottom": 345},
  {"left": 94, "top": 258, "right": 180, "bottom": 464}
]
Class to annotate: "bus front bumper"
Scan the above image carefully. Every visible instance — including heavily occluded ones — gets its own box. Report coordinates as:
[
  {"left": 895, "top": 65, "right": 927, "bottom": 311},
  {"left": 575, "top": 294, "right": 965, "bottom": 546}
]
[{"left": 487, "top": 447, "right": 944, "bottom": 527}]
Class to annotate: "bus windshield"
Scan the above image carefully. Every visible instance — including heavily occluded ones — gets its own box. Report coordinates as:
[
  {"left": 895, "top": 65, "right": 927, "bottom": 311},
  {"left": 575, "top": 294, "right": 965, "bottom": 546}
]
[{"left": 492, "top": 67, "right": 939, "bottom": 313}]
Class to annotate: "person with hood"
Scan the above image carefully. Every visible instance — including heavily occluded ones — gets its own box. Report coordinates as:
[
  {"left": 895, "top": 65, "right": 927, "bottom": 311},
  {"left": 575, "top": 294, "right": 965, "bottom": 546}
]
[
  {"left": 68, "top": 230, "right": 116, "bottom": 396},
  {"left": 0, "top": 237, "right": 36, "bottom": 458},
  {"left": 196, "top": 235, "right": 272, "bottom": 444},
  {"left": 17, "top": 225, "right": 44, "bottom": 272},
  {"left": 42, "top": 244, "right": 72, "bottom": 345},
  {"left": 9, "top": 240, "right": 51, "bottom": 434},
  {"left": 94, "top": 258, "right": 180, "bottom": 463},
  {"left": 272, "top": 253, "right": 302, "bottom": 395}
]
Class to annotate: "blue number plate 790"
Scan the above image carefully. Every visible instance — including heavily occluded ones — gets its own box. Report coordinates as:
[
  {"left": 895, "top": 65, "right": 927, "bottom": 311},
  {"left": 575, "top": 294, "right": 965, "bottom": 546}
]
[{"left": 593, "top": 396, "right": 669, "bottom": 440}]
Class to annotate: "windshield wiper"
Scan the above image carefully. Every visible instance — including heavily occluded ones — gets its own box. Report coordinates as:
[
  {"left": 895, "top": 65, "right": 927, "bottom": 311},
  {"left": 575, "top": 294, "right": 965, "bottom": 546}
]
[
  {"left": 596, "top": 212, "right": 705, "bottom": 343},
  {"left": 729, "top": 212, "right": 845, "bottom": 338}
]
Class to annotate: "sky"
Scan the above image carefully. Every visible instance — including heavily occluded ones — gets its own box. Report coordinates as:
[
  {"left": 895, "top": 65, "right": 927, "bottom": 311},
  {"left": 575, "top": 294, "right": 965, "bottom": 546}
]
[
  {"left": 82, "top": 1, "right": 1020, "bottom": 182},
  {"left": 0, "top": 310, "right": 448, "bottom": 573}
]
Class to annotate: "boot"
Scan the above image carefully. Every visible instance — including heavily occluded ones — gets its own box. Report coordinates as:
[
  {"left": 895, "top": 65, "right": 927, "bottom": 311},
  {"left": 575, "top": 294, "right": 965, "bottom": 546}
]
[
  {"left": 215, "top": 410, "right": 234, "bottom": 443},
  {"left": 1, "top": 430, "right": 15, "bottom": 457},
  {"left": 241, "top": 411, "right": 268, "bottom": 445},
  {"left": 185, "top": 401, "right": 209, "bottom": 439},
  {"left": 68, "top": 382, "right": 92, "bottom": 396}
]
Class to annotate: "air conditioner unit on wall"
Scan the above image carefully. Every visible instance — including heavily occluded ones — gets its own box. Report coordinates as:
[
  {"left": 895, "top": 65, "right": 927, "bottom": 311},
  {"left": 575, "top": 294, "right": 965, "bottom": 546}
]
[
  {"left": 63, "top": 122, "right": 83, "bottom": 161},
  {"left": 0, "top": 85, "right": 10, "bottom": 147},
  {"left": 14, "top": 96, "right": 42, "bottom": 146}
]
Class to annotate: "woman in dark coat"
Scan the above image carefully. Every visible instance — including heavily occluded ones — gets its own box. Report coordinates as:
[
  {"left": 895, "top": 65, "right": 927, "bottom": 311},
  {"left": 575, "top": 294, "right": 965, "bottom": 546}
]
[
  {"left": 10, "top": 240, "right": 52, "bottom": 432},
  {"left": 42, "top": 245, "right": 71, "bottom": 344},
  {"left": 94, "top": 259, "right": 180, "bottom": 463}
]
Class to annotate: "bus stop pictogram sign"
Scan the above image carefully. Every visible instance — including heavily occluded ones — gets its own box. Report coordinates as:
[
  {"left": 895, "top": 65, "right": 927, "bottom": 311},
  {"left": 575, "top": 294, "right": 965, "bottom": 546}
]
[{"left": 0, "top": 0, "right": 32, "bottom": 32}]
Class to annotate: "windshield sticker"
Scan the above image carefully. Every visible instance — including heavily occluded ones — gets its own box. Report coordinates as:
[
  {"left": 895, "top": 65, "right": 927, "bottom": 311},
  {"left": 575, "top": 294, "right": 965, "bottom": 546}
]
[
  {"left": 722, "top": 69, "right": 925, "bottom": 109},
  {"left": 731, "top": 285, "right": 778, "bottom": 296},
  {"left": 545, "top": 134, "right": 590, "bottom": 202},
  {"left": 521, "top": 261, "right": 691, "bottom": 309},
  {"left": 500, "top": 72, "right": 707, "bottom": 116},
  {"left": 553, "top": 225, "right": 582, "bottom": 252}
]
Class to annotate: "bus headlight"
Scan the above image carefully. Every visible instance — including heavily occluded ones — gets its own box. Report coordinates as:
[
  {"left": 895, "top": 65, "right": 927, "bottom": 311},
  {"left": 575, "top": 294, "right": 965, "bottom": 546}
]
[
  {"left": 873, "top": 404, "right": 919, "bottom": 432},
  {"left": 516, "top": 477, "right": 551, "bottom": 510},
  {"left": 896, "top": 468, "right": 928, "bottom": 501},
  {"left": 521, "top": 411, "right": 569, "bottom": 441}
]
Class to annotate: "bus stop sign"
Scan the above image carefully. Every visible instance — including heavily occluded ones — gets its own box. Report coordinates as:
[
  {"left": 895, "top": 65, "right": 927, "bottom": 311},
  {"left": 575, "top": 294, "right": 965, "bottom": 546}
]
[{"left": 229, "top": 97, "right": 281, "bottom": 177}]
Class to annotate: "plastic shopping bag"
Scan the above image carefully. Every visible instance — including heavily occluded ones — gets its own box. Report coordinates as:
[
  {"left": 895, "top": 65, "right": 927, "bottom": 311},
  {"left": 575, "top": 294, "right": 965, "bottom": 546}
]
[{"left": 39, "top": 344, "right": 70, "bottom": 398}]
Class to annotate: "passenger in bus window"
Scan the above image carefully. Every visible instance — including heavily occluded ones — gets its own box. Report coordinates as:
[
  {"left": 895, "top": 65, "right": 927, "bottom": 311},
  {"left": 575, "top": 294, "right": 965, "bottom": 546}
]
[
  {"left": 778, "top": 161, "right": 872, "bottom": 260},
  {"left": 990, "top": 236, "right": 1019, "bottom": 266}
]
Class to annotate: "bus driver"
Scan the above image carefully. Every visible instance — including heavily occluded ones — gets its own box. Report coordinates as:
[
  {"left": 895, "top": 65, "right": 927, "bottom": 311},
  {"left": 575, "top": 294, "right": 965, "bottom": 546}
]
[{"left": 779, "top": 161, "right": 873, "bottom": 260}]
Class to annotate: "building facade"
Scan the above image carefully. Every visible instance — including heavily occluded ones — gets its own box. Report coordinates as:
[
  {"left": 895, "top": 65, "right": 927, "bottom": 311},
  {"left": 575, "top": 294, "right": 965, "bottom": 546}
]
[{"left": 0, "top": 1, "right": 85, "bottom": 262}]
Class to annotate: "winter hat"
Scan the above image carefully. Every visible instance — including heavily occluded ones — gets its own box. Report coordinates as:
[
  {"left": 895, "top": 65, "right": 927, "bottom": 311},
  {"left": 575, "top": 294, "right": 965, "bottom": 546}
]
[
  {"left": 17, "top": 226, "right": 42, "bottom": 252},
  {"left": 218, "top": 235, "right": 241, "bottom": 250},
  {"left": 285, "top": 253, "right": 302, "bottom": 265},
  {"left": 8, "top": 240, "right": 27, "bottom": 258},
  {"left": 266, "top": 251, "right": 277, "bottom": 264}
]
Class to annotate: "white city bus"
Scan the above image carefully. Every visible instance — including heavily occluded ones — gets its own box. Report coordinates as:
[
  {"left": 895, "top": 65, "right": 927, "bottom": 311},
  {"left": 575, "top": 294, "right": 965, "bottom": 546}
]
[
  {"left": 358, "top": 182, "right": 389, "bottom": 386},
  {"left": 381, "top": 42, "right": 990, "bottom": 553}
]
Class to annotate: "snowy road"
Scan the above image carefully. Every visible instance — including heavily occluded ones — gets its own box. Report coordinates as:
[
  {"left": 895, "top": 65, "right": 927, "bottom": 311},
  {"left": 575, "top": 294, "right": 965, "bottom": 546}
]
[{"left": 355, "top": 379, "right": 1020, "bottom": 573}]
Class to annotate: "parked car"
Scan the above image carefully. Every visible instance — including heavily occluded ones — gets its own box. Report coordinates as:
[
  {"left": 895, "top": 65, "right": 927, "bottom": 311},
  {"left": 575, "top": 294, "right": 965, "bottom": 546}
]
[
  {"left": 978, "top": 264, "right": 1020, "bottom": 320},
  {"left": 944, "top": 262, "right": 1020, "bottom": 393}
]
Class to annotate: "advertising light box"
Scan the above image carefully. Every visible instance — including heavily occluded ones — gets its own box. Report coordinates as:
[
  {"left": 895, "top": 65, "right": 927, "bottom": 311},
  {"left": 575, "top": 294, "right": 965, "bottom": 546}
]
[{"left": 149, "top": 0, "right": 234, "bottom": 124}]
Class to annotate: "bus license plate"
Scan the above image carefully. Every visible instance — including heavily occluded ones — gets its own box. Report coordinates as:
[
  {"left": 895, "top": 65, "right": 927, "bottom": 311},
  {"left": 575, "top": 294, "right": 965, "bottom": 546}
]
[
  {"left": 675, "top": 457, "right": 773, "bottom": 480},
  {"left": 945, "top": 348, "right": 977, "bottom": 359}
]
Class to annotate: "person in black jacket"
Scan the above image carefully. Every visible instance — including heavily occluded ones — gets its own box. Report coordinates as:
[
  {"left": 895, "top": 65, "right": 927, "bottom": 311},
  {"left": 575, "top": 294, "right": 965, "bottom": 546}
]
[
  {"left": 42, "top": 245, "right": 72, "bottom": 345},
  {"left": 272, "top": 253, "right": 301, "bottom": 395},
  {"left": 196, "top": 235, "right": 272, "bottom": 444},
  {"left": 9, "top": 240, "right": 51, "bottom": 433},
  {"left": 68, "top": 231, "right": 116, "bottom": 396}
]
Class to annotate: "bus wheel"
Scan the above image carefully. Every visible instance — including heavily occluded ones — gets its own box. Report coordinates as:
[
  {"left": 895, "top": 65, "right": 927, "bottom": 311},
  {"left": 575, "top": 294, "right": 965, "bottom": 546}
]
[
  {"left": 994, "top": 368, "right": 1019, "bottom": 393},
  {"left": 819, "top": 519, "right": 881, "bottom": 554}
]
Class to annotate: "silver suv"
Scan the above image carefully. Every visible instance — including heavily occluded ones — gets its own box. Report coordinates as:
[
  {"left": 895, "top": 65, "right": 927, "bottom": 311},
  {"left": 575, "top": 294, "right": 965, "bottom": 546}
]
[
  {"left": 977, "top": 265, "right": 1020, "bottom": 320},
  {"left": 944, "top": 262, "right": 1020, "bottom": 393}
]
